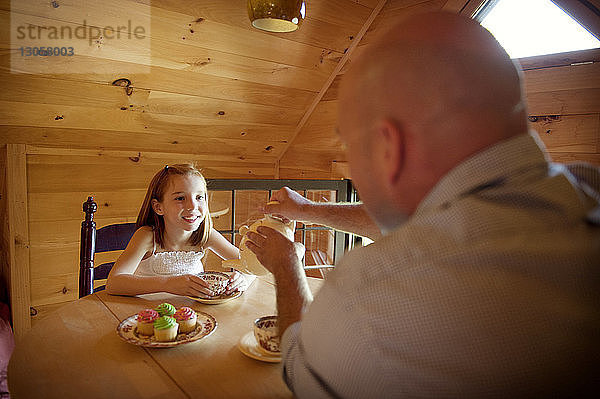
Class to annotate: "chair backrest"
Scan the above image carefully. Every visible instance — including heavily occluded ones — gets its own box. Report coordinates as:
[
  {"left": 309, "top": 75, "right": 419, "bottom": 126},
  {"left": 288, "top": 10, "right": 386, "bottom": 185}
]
[{"left": 79, "top": 197, "right": 136, "bottom": 297}]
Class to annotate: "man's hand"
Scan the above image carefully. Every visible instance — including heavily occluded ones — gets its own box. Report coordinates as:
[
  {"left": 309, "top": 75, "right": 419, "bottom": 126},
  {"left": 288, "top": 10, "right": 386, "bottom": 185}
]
[
  {"left": 244, "top": 226, "right": 305, "bottom": 278},
  {"left": 261, "top": 187, "right": 313, "bottom": 223},
  {"left": 244, "top": 225, "right": 312, "bottom": 336}
]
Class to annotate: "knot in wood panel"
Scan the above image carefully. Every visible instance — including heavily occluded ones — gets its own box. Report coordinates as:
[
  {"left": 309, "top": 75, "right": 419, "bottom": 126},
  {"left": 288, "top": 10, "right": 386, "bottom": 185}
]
[
  {"left": 112, "top": 78, "right": 131, "bottom": 87},
  {"left": 541, "top": 115, "right": 561, "bottom": 123},
  {"left": 528, "top": 115, "right": 561, "bottom": 124},
  {"left": 112, "top": 78, "right": 134, "bottom": 96},
  {"left": 186, "top": 59, "right": 211, "bottom": 68}
]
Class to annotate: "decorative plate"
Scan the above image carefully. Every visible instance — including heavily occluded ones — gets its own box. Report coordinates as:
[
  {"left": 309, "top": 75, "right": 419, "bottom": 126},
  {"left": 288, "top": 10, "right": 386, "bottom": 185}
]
[
  {"left": 238, "top": 331, "right": 281, "bottom": 363},
  {"left": 117, "top": 311, "right": 217, "bottom": 348},
  {"left": 187, "top": 271, "right": 243, "bottom": 304}
]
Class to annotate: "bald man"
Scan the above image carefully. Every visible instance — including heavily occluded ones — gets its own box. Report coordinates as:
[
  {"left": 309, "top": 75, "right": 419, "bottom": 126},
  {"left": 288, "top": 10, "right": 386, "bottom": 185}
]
[{"left": 246, "top": 12, "right": 599, "bottom": 398}]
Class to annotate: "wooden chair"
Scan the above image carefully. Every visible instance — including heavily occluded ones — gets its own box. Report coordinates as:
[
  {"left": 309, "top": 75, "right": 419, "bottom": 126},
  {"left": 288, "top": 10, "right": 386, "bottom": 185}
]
[{"left": 79, "top": 197, "right": 136, "bottom": 297}]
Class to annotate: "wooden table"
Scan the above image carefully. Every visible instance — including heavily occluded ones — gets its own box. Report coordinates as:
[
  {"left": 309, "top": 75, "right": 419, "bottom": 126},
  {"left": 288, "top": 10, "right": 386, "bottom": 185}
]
[{"left": 8, "top": 276, "right": 322, "bottom": 398}]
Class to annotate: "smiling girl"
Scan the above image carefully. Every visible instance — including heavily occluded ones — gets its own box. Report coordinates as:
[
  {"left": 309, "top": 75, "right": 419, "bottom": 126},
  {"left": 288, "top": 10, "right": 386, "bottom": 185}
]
[{"left": 106, "top": 164, "right": 246, "bottom": 297}]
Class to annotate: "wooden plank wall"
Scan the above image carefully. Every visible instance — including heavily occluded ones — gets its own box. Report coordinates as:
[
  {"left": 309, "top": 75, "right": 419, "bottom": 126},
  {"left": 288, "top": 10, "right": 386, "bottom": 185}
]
[
  {"left": 0, "top": 0, "right": 369, "bottom": 163},
  {"left": 523, "top": 51, "right": 600, "bottom": 165}
]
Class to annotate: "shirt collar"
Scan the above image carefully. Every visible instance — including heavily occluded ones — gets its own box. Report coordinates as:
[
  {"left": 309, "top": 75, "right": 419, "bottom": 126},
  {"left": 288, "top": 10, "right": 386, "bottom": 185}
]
[{"left": 414, "top": 132, "right": 549, "bottom": 216}]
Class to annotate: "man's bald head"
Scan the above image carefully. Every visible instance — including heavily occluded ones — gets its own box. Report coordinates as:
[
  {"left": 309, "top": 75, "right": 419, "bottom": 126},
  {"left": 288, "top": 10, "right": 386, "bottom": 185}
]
[
  {"left": 337, "top": 12, "right": 528, "bottom": 231},
  {"left": 343, "top": 11, "right": 526, "bottom": 143}
]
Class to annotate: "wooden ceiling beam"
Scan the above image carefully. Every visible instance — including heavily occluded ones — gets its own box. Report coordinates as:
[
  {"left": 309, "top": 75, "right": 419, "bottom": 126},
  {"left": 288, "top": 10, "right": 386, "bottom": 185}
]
[{"left": 277, "top": 0, "right": 388, "bottom": 165}]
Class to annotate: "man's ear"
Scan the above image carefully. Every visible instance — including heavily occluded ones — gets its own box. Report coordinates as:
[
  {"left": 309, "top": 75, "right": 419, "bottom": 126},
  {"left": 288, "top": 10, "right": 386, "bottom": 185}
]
[
  {"left": 151, "top": 199, "right": 164, "bottom": 215},
  {"left": 376, "top": 118, "right": 404, "bottom": 185}
]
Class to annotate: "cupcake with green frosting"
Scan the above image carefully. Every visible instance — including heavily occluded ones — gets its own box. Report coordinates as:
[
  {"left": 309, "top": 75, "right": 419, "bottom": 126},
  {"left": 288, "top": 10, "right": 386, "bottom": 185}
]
[
  {"left": 154, "top": 316, "right": 179, "bottom": 342},
  {"left": 155, "top": 303, "right": 176, "bottom": 317}
]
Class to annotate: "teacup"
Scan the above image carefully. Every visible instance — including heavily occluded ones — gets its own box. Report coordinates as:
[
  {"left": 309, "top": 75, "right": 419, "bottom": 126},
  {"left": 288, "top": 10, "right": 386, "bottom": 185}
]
[
  {"left": 198, "top": 271, "right": 228, "bottom": 297},
  {"left": 253, "top": 315, "right": 280, "bottom": 354}
]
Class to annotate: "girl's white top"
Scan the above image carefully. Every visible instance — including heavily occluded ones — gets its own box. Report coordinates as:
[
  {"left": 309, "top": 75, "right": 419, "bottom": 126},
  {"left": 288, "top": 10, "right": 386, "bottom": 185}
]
[{"left": 134, "top": 232, "right": 205, "bottom": 276}]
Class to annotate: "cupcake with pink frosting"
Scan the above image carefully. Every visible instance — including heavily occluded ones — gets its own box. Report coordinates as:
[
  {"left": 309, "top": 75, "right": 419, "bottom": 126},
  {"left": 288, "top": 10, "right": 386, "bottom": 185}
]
[
  {"left": 136, "top": 309, "right": 159, "bottom": 336},
  {"left": 174, "top": 307, "right": 197, "bottom": 333}
]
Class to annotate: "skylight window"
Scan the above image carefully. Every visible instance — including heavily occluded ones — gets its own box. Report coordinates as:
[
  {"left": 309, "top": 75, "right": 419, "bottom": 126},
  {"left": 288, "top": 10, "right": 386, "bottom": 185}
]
[{"left": 476, "top": 0, "right": 600, "bottom": 58}]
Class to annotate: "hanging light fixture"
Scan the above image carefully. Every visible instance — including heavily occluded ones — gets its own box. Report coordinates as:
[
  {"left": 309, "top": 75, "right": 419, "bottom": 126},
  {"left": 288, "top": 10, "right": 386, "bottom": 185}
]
[{"left": 247, "top": 0, "right": 306, "bottom": 33}]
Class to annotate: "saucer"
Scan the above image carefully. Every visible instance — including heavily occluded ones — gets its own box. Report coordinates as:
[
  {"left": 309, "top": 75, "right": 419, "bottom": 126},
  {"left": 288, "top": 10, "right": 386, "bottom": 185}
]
[
  {"left": 238, "top": 331, "right": 281, "bottom": 363},
  {"left": 187, "top": 290, "right": 242, "bottom": 305}
]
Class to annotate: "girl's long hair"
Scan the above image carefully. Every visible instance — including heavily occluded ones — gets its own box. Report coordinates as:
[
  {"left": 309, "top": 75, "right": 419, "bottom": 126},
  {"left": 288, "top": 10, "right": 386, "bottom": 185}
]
[{"left": 136, "top": 164, "right": 213, "bottom": 250}]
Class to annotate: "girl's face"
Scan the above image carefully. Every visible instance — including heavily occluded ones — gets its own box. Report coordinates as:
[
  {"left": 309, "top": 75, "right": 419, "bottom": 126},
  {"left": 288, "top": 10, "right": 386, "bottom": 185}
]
[{"left": 152, "top": 174, "right": 208, "bottom": 233}]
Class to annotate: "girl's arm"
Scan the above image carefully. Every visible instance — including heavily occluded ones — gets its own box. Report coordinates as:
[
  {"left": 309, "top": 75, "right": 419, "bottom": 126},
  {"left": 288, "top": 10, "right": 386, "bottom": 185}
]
[
  {"left": 205, "top": 227, "right": 254, "bottom": 293},
  {"left": 106, "top": 227, "right": 212, "bottom": 297},
  {"left": 205, "top": 227, "right": 240, "bottom": 260}
]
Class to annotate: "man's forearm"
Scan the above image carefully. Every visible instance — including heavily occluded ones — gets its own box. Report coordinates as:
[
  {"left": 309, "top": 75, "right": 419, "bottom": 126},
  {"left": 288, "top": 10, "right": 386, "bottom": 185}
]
[
  {"left": 274, "top": 263, "right": 313, "bottom": 336},
  {"left": 303, "top": 202, "right": 381, "bottom": 240}
]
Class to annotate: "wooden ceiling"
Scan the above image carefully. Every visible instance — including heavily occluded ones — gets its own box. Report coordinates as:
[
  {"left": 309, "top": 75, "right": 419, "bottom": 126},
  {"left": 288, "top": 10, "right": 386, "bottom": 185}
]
[{"left": 1, "top": 0, "right": 599, "bottom": 178}]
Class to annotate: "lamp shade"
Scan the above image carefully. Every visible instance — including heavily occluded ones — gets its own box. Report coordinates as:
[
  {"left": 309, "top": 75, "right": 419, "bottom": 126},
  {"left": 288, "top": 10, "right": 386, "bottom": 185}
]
[{"left": 247, "top": 0, "right": 306, "bottom": 33}]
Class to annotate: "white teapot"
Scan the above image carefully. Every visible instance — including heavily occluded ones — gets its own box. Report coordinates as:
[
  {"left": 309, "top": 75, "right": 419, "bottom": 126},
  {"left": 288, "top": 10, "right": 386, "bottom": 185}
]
[{"left": 238, "top": 214, "right": 296, "bottom": 275}]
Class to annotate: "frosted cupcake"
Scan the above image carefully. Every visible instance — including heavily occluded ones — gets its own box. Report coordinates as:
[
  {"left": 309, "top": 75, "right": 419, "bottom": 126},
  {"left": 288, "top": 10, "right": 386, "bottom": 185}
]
[
  {"left": 154, "top": 316, "right": 179, "bottom": 342},
  {"left": 174, "top": 307, "right": 197, "bottom": 334},
  {"left": 136, "top": 309, "right": 159, "bottom": 336},
  {"left": 155, "top": 303, "right": 176, "bottom": 317}
]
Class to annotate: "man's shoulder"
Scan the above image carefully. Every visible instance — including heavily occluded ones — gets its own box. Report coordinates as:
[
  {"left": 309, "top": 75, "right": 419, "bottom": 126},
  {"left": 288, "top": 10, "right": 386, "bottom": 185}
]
[{"left": 331, "top": 227, "right": 438, "bottom": 283}]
